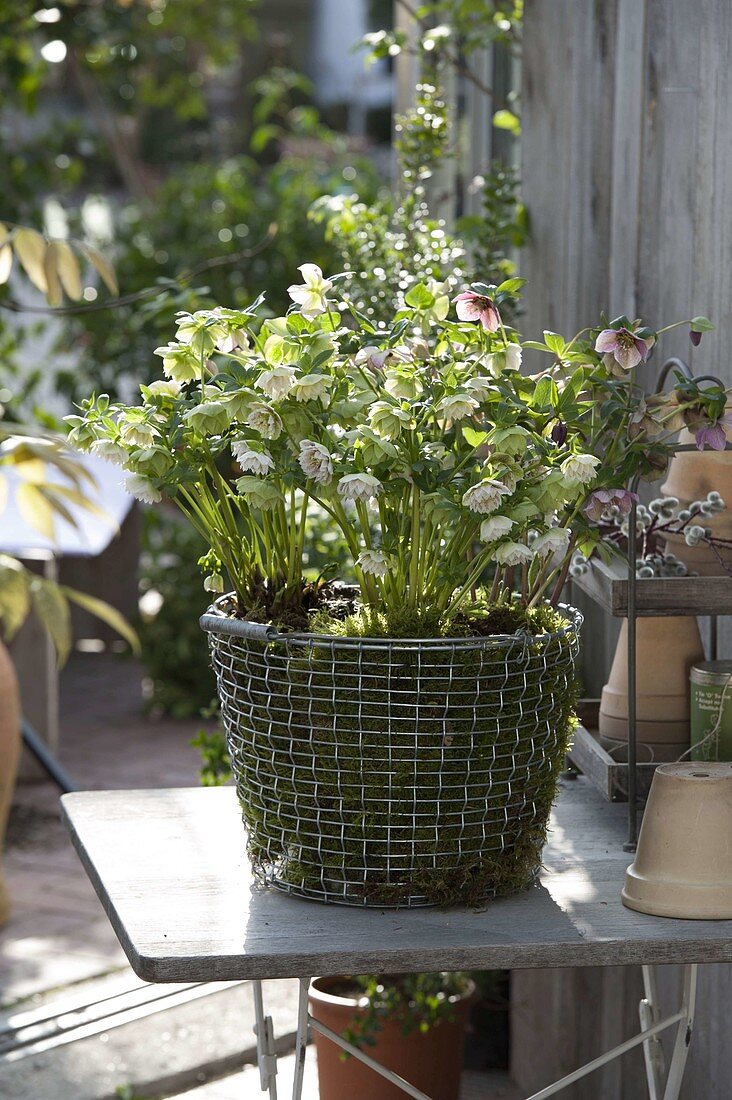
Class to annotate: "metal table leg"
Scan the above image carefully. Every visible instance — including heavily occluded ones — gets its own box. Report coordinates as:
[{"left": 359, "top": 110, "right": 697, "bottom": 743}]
[
  {"left": 252, "top": 979, "right": 278, "bottom": 1099},
  {"left": 291, "top": 978, "right": 310, "bottom": 1100},
  {"left": 663, "top": 964, "right": 697, "bottom": 1100},
  {"left": 252, "top": 965, "right": 698, "bottom": 1100},
  {"left": 640, "top": 964, "right": 665, "bottom": 1100}
]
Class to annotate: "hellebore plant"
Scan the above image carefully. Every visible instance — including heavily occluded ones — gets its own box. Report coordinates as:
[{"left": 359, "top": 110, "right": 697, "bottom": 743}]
[{"left": 67, "top": 271, "right": 719, "bottom": 631}]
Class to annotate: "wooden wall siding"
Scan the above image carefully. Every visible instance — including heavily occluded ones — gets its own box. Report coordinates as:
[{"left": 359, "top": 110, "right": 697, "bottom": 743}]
[
  {"left": 511, "top": 966, "right": 646, "bottom": 1100},
  {"left": 514, "top": 3, "right": 732, "bottom": 1096}
]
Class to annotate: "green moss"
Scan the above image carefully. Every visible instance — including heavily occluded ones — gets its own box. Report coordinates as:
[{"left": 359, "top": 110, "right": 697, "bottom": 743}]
[
  {"left": 211, "top": 602, "right": 580, "bottom": 907},
  {"left": 310, "top": 595, "right": 566, "bottom": 642}
]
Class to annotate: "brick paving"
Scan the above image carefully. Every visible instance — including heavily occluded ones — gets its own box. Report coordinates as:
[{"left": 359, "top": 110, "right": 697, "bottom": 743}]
[{"left": 2, "top": 652, "right": 203, "bottom": 1009}]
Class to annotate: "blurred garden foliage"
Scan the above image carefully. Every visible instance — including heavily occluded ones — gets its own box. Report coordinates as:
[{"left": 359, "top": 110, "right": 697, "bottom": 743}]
[{"left": 1, "top": 0, "right": 525, "bottom": 718}]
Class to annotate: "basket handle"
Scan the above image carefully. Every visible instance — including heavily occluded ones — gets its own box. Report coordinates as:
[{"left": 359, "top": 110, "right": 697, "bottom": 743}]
[{"left": 199, "top": 614, "right": 279, "bottom": 643}]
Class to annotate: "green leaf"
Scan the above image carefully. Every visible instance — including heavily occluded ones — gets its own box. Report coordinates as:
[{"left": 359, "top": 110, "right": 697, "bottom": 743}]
[
  {"left": 690, "top": 316, "right": 715, "bottom": 333},
  {"left": 495, "top": 277, "right": 526, "bottom": 297},
  {"left": 0, "top": 558, "right": 30, "bottom": 640},
  {"left": 492, "top": 109, "right": 521, "bottom": 135},
  {"left": 462, "top": 427, "right": 488, "bottom": 448},
  {"left": 61, "top": 586, "right": 140, "bottom": 654},
  {"left": 522, "top": 340, "right": 550, "bottom": 353},
  {"left": 543, "top": 331, "right": 566, "bottom": 355},
  {"left": 533, "top": 376, "right": 559, "bottom": 408},
  {"left": 558, "top": 366, "right": 587, "bottom": 412},
  {"left": 404, "top": 282, "right": 435, "bottom": 309}
]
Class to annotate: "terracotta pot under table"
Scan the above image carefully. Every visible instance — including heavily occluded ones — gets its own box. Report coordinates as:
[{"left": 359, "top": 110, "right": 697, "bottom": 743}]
[
  {"left": 309, "top": 976, "right": 475, "bottom": 1100},
  {"left": 0, "top": 641, "right": 21, "bottom": 927}
]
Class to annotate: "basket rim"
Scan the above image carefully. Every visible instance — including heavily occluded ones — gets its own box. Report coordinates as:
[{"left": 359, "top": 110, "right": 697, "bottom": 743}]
[{"left": 200, "top": 594, "right": 583, "bottom": 649}]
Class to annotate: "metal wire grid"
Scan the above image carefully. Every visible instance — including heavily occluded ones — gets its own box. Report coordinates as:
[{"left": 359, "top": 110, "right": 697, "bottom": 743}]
[{"left": 202, "top": 605, "right": 582, "bottom": 907}]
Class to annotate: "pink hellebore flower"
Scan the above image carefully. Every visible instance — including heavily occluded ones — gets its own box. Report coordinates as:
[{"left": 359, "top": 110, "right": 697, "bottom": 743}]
[
  {"left": 584, "top": 489, "right": 640, "bottom": 522},
  {"left": 694, "top": 413, "right": 732, "bottom": 451},
  {"left": 594, "top": 326, "right": 655, "bottom": 371},
  {"left": 453, "top": 291, "right": 502, "bottom": 332}
]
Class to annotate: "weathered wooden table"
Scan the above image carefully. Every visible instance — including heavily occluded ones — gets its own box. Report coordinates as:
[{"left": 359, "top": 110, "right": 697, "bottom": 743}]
[{"left": 61, "top": 778, "right": 732, "bottom": 1100}]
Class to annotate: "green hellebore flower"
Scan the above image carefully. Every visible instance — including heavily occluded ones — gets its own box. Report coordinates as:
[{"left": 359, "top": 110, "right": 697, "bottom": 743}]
[
  {"left": 235, "top": 475, "right": 284, "bottom": 511},
  {"left": 369, "top": 401, "right": 413, "bottom": 441},
  {"left": 528, "top": 470, "right": 570, "bottom": 512},
  {"left": 154, "top": 342, "right": 200, "bottom": 383},
  {"left": 184, "top": 401, "right": 230, "bottom": 436},
  {"left": 486, "top": 425, "right": 530, "bottom": 455},
  {"left": 129, "top": 445, "right": 174, "bottom": 477}
]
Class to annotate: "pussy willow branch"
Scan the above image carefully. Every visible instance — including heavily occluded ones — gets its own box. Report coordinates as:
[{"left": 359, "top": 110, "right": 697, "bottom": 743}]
[{"left": 0, "top": 224, "right": 278, "bottom": 317}]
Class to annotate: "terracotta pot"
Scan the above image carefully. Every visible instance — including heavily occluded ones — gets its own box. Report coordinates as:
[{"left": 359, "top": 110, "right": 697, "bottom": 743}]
[
  {"left": 308, "top": 976, "right": 475, "bottom": 1100},
  {"left": 0, "top": 640, "right": 21, "bottom": 927},
  {"left": 661, "top": 418, "right": 732, "bottom": 575},
  {"left": 598, "top": 617, "right": 704, "bottom": 761},
  {"left": 622, "top": 762, "right": 732, "bottom": 918}
]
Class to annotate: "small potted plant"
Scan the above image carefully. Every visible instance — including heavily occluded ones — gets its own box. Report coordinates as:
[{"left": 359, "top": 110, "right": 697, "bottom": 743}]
[
  {"left": 69, "top": 271, "right": 717, "bottom": 907},
  {"left": 308, "top": 971, "right": 475, "bottom": 1100}
]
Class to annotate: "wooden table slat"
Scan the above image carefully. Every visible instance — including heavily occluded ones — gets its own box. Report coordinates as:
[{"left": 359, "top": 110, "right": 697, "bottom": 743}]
[{"left": 61, "top": 781, "right": 732, "bottom": 983}]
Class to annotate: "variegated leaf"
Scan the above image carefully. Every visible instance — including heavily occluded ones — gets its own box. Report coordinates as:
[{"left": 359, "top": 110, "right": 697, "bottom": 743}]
[
  {"left": 30, "top": 576, "right": 71, "bottom": 665},
  {"left": 13, "top": 227, "right": 49, "bottom": 294},
  {"left": 62, "top": 587, "right": 140, "bottom": 654}
]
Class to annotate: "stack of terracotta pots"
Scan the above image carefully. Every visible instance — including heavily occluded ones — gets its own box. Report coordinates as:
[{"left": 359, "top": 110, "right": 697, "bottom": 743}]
[
  {"left": 661, "top": 418, "right": 732, "bottom": 575},
  {"left": 599, "top": 418, "right": 732, "bottom": 760},
  {"left": 599, "top": 617, "right": 704, "bottom": 761}
]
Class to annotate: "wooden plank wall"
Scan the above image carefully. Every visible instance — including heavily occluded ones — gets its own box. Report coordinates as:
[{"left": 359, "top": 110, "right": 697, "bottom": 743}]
[{"left": 513, "top": 2, "right": 732, "bottom": 1096}]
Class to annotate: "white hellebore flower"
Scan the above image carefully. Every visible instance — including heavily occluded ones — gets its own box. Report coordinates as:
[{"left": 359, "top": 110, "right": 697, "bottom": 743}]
[
  {"left": 423, "top": 441, "right": 456, "bottom": 470},
  {"left": 505, "top": 343, "right": 523, "bottom": 372},
  {"left": 90, "top": 439, "right": 128, "bottom": 467},
  {"left": 384, "top": 370, "right": 421, "bottom": 400},
  {"left": 124, "top": 474, "right": 162, "bottom": 504},
  {"left": 291, "top": 374, "right": 330, "bottom": 402},
  {"left": 480, "top": 515, "right": 514, "bottom": 542},
  {"left": 298, "top": 440, "right": 334, "bottom": 485},
  {"left": 247, "top": 403, "right": 283, "bottom": 440},
  {"left": 355, "top": 345, "right": 390, "bottom": 372},
  {"left": 256, "top": 365, "right": 297, "bottom": 400},
  {"left": 462, "top": 478, "right": 511, "bottom": 515},
  {"left": 464, "top": 376, "right": 494, "bottom": 402},
  {"left": 369, "top": 401, "right": 412, "bottom": 441},
  {"left": 146, "top": 379, "right": 182, "bottom": 398},
  {"left": 120, "top": 421, "right": 156, "bottom": 448},
  {"left": 560, "top": 453, "right": 601, "bottom": 485},
  {"left": 338, "top": 472, "right": 383, "bottom": 503},
  {"left": 216, "top": 329, "right": 249, "bottom": 354},
  {"left": 357, "top": 549, "right": 389, "bottom": 577},
  {"left": 493, "top": 541, "right": 535, "bottom": 567},
  {"left": 532, "top": 528, "right": 572, "bottom": 556},
  {"left": 203, "top": 573, "right": 224, "bottom": 594},
  {"left": 287, "top": 263, "right": 333, "bottom": 319},
  {"left": 232, "top": 441, "right": 275, "bottom": 476},
  {"left": 154, "top": 341, "right": 199, "bottom": 382},
  {"left": 437, "top": 393, "right": 478, "bottom": 422}
]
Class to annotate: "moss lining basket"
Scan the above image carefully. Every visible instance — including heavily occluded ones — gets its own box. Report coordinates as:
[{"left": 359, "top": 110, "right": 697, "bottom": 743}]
[{"left": 201, "top": 600, "right": 582, "bottom": 907}]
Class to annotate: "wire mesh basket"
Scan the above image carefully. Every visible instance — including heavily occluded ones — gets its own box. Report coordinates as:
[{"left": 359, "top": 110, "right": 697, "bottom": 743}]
[{"left": 201, "top": 601, "right": 582, "bottom": 908}]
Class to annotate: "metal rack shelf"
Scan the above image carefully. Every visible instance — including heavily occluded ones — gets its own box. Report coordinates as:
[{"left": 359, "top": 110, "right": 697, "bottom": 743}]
[
  {"left": 568, "top": 725, "right": 661, "bottom": 803},
  {"left": 572, "top": 557, "right": 732, "bottom": 617},
  {"left": 567, "top": 357, "right": 730, "bottom": 848}
]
